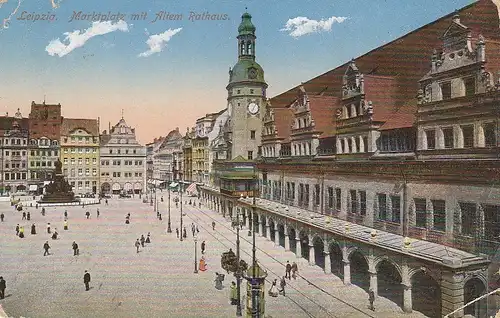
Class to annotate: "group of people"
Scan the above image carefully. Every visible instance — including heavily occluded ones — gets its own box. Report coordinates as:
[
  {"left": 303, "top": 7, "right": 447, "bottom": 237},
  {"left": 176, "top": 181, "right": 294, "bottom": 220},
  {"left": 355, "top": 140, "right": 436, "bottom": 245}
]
[{"left": 135, "top": 232, "right": 151, "bottom": 253}]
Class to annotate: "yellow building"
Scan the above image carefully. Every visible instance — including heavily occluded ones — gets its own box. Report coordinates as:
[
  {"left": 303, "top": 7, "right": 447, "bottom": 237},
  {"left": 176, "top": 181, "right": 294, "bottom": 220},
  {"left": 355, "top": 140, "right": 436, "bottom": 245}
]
[{"left": 60, "top": 118, "right": 100, "bottom": 195}]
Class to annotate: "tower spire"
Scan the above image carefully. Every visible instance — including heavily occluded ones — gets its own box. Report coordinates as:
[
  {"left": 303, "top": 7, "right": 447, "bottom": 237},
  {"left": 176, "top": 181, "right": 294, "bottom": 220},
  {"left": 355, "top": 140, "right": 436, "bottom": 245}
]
[{"left": 121, "top": 109, "right": 124, "bottom": 119}]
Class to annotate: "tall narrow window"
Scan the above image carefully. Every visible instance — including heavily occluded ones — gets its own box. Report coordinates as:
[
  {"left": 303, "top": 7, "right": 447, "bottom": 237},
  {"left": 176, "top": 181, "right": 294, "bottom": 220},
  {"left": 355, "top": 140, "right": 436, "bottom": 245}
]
[
  {"left": 359, "top": 191, "right": 366, "bottom": 215},
  {"left": 441, "top": 82, "right": 451, "bottom": 100},
  {"left": 426, "top": 130, "right": 436, "bottom": 150},
  {"left": 414, "top": 198, "right": 427, "bottom": 228},
  {"left": 464, "top": 77, "right": 475, "bottom": 96},
  {"left": 462, "top": 125, "right": 474, "bottom": 148},
  {"left": 327, "top": 187, "right": 334, "bottom": 209},
  {"left": 250, "top": 130, "right": 256, "bottom": 140},
  {"left": 314, "top": 184, "right": 320, "bottom": 206},
  {"left": 460, "top": 202, "right": 476, "bottom": 236},
  {"left": 391, "top": 195, "right": 401, "bottom": 223},
  {"left": 484, "top": 205, "right": 500, "bottom": 241},
  {"left": 432, "top": 200, "right": 446, "bottom": 232},
  {"left": 443, "top": 128, "right": 454, "bottom": 149},
  {"left": 335, "top": 188, "right": 341, "bottom": 211},
  {"left": 484, "top": 123, "right": 496, "bottom": 147},
  {"left": 350, "top": 190, "right": 358, "bottom": 214},
  {"left": 378, "top": 194, "right": 387, "bottom": 220},
  {"left": 247, "top": 151, "right": 253, "bottom": 160}
]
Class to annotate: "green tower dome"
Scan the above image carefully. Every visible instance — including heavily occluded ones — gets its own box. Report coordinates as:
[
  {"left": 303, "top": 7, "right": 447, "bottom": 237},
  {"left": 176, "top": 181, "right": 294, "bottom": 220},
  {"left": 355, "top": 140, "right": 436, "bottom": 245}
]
[
  {"left": 228, "top": 60, "right": 266, "bottom": 87},
  {"left": 238, "top": 12, "right": 256, "bottom": 35}
]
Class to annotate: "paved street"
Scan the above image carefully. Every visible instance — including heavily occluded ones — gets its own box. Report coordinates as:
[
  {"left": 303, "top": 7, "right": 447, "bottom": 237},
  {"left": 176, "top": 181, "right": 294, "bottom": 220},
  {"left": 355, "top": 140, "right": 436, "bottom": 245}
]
[{"left": 0, "top": 193, "right": 427, "bottom": 318}]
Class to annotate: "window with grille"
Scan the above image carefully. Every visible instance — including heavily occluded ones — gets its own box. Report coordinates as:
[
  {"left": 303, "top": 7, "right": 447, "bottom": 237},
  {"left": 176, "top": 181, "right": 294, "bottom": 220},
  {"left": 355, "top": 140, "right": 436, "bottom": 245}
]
[
  {"left": 460, "top": 202, "right": 476, "bottom": 236},
  {"left": 391, "top": 196, "right": 401, "bottom": 223},
  {"left": 359, "top": 191, "right": 366, "bottom": 215},
  {"left": 327, "top": 187, "right": 334, "bottom": 209},
  {"left": 314, "top": 184, "right": 320, "bottom": 206},
  {"left": 335, "top": 188, "right": 341, "bottom": 211},
  {"left": 462, "top": 125, "right": 474, "bottom": 148},
  {"left": 426, "top": 130, "right": 436, "bottom": 149},
  {"left": 484, "top": 205, "right": 500, "bottom": 241},
  {"left": 378, "top": 194, "right": 387, "bottom": 220},
  {"left": 414, "top": 198, "right": 427, "bottom": 228},
  {"left": 464, "top": 77, "right": 475, "bottom": 96},
  {"left": 304, "top": 184, "right": 310, "bottom": 206},
  {"left": 350, "top": 190, "right": 358, "bottom": 214},
  {"left": 443, "top": 128, "right": 454, "bottom": 149},
  {"left": 432, "top": 200, "right": 446, "bottom": 231},
  {"left": 441, "top": 82, "right": 451, "bottom": 100}
]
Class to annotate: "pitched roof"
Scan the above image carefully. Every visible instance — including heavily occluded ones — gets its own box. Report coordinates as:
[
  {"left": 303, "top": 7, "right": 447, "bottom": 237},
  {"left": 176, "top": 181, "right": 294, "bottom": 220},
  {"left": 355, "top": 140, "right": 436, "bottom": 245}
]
[
  {"left": 307, "top": 95, "right": 338, "bottom": 137},
  {"left": 273, "top": 108, "right": 294, "bottom": 142},
  {"left": 61, "top": 118, "right": 99, "bottom": 136},
  {"left": 269, "top": 0, "right": 500, "bottom": 130},
  {"left": 0, "top": 117, "right": 29, "bottom": 131}
]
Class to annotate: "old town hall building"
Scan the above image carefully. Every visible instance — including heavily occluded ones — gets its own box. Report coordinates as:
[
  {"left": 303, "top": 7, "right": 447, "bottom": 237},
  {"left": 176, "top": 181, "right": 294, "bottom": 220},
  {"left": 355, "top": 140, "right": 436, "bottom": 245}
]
[{"left": 202, "top": 2, "right": 500, "bottom": 318}]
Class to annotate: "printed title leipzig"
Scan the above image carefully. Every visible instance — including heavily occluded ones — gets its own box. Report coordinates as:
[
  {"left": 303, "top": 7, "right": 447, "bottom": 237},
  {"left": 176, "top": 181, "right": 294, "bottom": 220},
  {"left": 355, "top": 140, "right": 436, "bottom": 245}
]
[{"left": 68, "top": 11, "right": 229, "bottom": 23}]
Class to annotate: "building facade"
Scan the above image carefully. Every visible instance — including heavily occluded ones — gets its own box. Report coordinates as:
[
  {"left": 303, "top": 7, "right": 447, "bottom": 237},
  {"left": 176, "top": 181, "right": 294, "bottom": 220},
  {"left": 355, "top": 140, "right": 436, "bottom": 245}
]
[
  {"left": 28, "top": 101, "right": 62, "bottom": 193},
  {"left": 99, "top": 118, "right": 146, "bottom": 195},
  {"left": 60, "top": 118, "right": 100, "bottom": 195},
  {"left": 183, "top": 127, "right": 194, "bottom": 183},
  {"left": 0, "top": 110, "right": 29, "bottom": 193},
  {"left": 154, "top": 128, "right": 183, "bottom": 183},
  {"left": 202, "top": 3, "right": 500, "bottom": 318}
]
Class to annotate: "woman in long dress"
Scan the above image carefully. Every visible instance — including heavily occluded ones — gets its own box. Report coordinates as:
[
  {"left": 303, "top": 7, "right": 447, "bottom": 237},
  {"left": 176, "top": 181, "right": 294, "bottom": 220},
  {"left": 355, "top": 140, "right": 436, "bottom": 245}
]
[
  {"left": 268, "top": 279, "right": 278, "bottom": 297},
  {"left": 31, "top": 224, "right": 36, "bottom": 235},
  {"left": 199, "top": 256, "right": 207, "bottom": 271}
]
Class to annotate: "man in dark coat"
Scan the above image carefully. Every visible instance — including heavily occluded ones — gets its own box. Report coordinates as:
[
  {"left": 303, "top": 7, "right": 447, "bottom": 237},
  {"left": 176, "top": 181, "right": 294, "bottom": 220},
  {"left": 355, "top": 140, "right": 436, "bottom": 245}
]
[
  {"left": 369, "top": 289, "right": 375, "bottom": 311},
  {"left": 43, "top": 241, "right": 50, "bottom": 256},
  {"left": 83, "top": 270, "right": 91, "bottom": 291},
  {"left": 72, "top": 241, "right": 79, "bottom": 256},
  {"left": 0, "top": 276, "right": 5, "bottom": 299},
  {"left": 15, "top": 224, "right": 19, "bottom": 236},
  {"left": 285, "top": 261, "right": 292, "bottom": 280},
  {"left": 31, "top": 223, "right": 36, "bottom": 235},
  {"left": 201, "top": 241, "right": 206, "bottom": 254},
  {"left": 26, "top": 212, "right": 30, "bottom": 221},
  {"left": 0, "top": 213, "right": 4, "bottom": 222}
]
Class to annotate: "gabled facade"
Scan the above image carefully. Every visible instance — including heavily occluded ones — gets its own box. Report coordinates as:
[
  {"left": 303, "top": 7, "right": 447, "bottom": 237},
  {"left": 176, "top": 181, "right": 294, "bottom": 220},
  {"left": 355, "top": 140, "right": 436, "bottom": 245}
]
[
  {"left": 60, "top": 118, "right": 100, "bottom": 195},
  {"left": 416, "top": 14, "right": 500, "bottom": 159},
  {"left": 99, "top": 118, "right": 146, "bottom": 195},
  {"left": 155, "top": 128, "right": 183, "bottom": 182},
  {"left": 0, "top": 110, "right": 29, "bottom": 194},
  {"left": 261, "top": 104, "right": 293, "bottom": 158}
]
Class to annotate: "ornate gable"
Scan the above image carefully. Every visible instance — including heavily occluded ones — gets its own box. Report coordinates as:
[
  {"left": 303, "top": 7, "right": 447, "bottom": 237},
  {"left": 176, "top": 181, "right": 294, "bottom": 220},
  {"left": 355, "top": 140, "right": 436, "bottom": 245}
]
[
  {"left": 262, "top": 107, "right": 274, "bottom": 123},
  {"left": 441, "top": 14, "right": 471, "bottom": 53},
  {"left": 291, "top": 85, "right": 309, "bottom": 113},
  {"left": 342, "top": 59, "right": 364, "bottom": 99}
]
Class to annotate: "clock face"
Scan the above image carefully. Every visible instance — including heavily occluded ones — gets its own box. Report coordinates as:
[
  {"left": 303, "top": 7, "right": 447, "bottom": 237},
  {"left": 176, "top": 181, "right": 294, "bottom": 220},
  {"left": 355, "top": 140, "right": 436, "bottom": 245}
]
[
  {"left": 248, "top": 68, "right": 257, "bottom": 80},
  {"left": 247, "top": 102, "right": 259, "bottom": 115}
]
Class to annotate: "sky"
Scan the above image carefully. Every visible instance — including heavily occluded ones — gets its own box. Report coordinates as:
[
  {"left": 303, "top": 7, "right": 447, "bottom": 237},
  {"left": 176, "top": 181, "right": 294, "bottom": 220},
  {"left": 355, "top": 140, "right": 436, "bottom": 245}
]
[{"left": 0, "top": 0, "right": 475, "bottom": 144}]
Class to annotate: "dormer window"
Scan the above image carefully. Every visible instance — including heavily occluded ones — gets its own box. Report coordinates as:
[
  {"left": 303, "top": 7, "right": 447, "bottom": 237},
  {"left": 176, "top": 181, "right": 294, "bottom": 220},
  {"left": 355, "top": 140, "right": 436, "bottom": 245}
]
[{"left": 441, "top": 82, "right": 451, "bottom": 100}]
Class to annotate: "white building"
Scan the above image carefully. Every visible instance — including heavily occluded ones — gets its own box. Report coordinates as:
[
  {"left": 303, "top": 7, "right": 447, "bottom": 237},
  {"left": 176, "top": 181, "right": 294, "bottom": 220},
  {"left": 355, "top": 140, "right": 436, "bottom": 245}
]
[{"left": 99, "top": 118, "right": 146, "bottom": 195}]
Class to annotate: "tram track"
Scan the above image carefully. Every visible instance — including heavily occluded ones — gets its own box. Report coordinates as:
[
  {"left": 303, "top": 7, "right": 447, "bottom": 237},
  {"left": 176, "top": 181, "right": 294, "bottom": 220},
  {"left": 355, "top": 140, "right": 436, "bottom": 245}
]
[{"left": 167, "top": 199, "right": 375, "bottom": 318}]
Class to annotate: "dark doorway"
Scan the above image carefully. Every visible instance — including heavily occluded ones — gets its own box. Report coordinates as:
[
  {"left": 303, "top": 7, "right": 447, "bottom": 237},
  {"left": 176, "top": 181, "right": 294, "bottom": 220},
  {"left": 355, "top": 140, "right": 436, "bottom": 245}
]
[
  {"left": 269, "top": 220, "right": 275, "bottom": 242},
  {"left": 289, "top": 228, "right": 297, "bottom": 253},
  {"left": 464, "top": 278, "right": 487, "bottom": 318},
  {"left": 412, "top": 270, "right": 441, "bottom": 318},
  {"left": 350, "top": 250, "right": 369, "bottom": 291},
  {"left": 300, "top": 231, "right": 309, "bottom": 260},
  {"left": 377, "top": 260, "right": 403, "bottom": 308},
  {"left": 329, "top": 243, "right": 343, "bottom": 279},
  {"left": 313, "top": 237, "right": 325, "bottom": 269},
  {"left": 261, "top": 216, "right": 267, "bottom": 238},
  {"left": 278, "top": 225, "right": 285, "bottom": 247}
]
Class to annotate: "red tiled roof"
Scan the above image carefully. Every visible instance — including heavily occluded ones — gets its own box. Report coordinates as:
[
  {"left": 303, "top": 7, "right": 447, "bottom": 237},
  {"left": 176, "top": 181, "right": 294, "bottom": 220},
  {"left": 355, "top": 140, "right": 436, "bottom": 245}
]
[
  {"left": 273, "top": 108, "right": 294, "bottom": 142},
  {"left": 270, "top": 0, "right": 500, "bottom": 131},
  {"left": 0, "top": 117, "right": 29, "bottom": 131},
  {"left": 307, "top": 95, "right": 338, "bottom": 137},
  {"left": 61, "top": 118, "right": 99, "bottom": 136}
]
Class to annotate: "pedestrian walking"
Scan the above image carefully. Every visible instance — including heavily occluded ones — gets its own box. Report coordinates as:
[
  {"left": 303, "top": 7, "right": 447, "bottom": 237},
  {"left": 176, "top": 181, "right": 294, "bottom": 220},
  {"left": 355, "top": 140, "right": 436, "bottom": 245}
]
[
  {"left": 64, "top": 220, "right": 68, "bottom": 230},
  {"left": 97, "top": 209, "right": 100, "bottom": 218},
  {"left": 83, "top": 270, "right": 91, "bottom": 291},
  {"left": 15, "top": 224, "right": 19, "bottom": 236},
  {"left": 0, "top": 276, "right": 5, "bottom": 299},
  {"left": 22, "top": 211, "right": 26, "bottom": 220},
  {"left": 85, "top": 211, "right": 90, "bottom": 219},
  {"left": 183, "top": 227, "right": 187, "bottom": 239},
  {"left": 41, "top": 207, "right": 45, "bottom": 216},
  {"left": 135, "top": 239, "right": 140, "bottom": 253},
  {"left": 199, "top": 201, "right": 201, "bottom": 208},
  {"left": 26, "top": 212, "right": 30, "bottom": 221},
  {"left": 19, "top": 226, "right": 24, "bottom": 238},
  {"left": 72, "top": 241, "right": 79, "bottom": 256},
  {"left": 196, "top": 225, "right": 199, "bottom": 233},
  {"left": 201, "top": 240, "right": 206, "bottom": 254},
  {"left": 125, "top": 215, "right": 130, "bottom": 224},
  {"left": 176, "top": 228, "right": 179, "bottom": 238},
  {"left": 64, "top": 210, "right": 68, "bottom": 219},
  {"left": 0, "top": 213, "right": 4, "bottom": 222},
  {"left": 43, "top": 241, "right": 50, "bottom": 256},
  {"left": 268, "top": 279, "right": 278, "bottom": 297},
  {"left": 285, "top": 261, "right": 292, "bottom": 280},
  {"left": 145, "top": 232, "right": 151, "bottom": 243},
  {"left": 291, "top": 262, "right": 298, "bottom": 279},
  {"left": 47, "top": 222, "right": 51, "bottom": 234},
  {"left": 214, "top": 272, "right": 224, "bottom": 290},
  {"left": 230, "top": 281, "right": 237, "bottom": 305},
  {"left": 31, "top": 223, "right": 36, "bottom": 235},
  {"left": 105, "top": 199, "right": 108, "bottom": 205},
  {"left": 368, "top": 289, "right": 375, "bottom": 311},
  {"left": 212, "top": 221, "right": 216, "bottom": 231},
  {"left": 279, "top": 276, "right": 286, "bottom": 296},
  {"left": 140, "top": 235, "right": 145, "bottom": 247},
  {"left": 158, "top": 214, "right": 162, "bottom": 220}
]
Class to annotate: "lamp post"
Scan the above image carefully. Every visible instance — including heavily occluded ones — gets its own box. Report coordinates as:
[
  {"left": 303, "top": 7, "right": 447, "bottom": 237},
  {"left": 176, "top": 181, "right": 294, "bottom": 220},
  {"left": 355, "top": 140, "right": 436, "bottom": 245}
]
[
  {"left": 235, "top": 194, "right": 243, "bottom": 316},
  {"left": 167, "top": 177, "right": 172, "bottom": 233},
  {"left": 180, "top": 173, "right": 184, "bottom": 242},
  {"left": 194, "top": 235, "right": 198, "bottom": 273}
]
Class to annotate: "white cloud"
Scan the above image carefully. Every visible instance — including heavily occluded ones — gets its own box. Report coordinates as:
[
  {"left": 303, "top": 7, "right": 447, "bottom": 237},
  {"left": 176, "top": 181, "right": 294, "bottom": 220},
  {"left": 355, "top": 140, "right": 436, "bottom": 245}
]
[
  {"left": 46, "top": 20, "right": 128, "bottom": 57},
  {"left": 281, "top": 16, "right": 347, "bottom": 38},
  {"left": 138, "top": 28, "right": 182, "bottom": 57}
]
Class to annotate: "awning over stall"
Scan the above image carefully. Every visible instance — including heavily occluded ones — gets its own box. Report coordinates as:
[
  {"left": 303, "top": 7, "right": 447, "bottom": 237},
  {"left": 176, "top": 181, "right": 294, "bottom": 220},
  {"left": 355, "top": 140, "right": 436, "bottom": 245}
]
[{"left": 29, "top": 185, "right": 38, "bottom": 191}]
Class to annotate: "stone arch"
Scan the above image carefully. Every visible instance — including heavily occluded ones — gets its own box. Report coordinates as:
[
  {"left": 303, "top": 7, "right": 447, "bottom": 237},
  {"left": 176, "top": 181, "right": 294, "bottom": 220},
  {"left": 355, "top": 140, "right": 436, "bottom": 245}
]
[
  {"left": 349, "top": 249, "right": 370, "bottom": 291},
  {"left": 410, "top": 268, "right": 442, "bottom": 318},
  {"left": 373, "top": 256, "right": 403, "bottom": 279},
  {"left": 463, "top": 276, "right": 487, "bottom": 318},
  {"left": 312, "top": 235, "right": 325, "bottom": 269},
  {"left": 376, "top": 259, "right": 403, "bottom": 309},
  {"left": 299, "top": 230, "right": 309, "bottom": 260},
  {"left": 277, "top": 224, "right": 285, "bottom": 248},
  {"left": 101, "top": 182, "right": 111, "bottom": 194},
  {"left": 112, "top": 183, "right": 121, "bottom": 194},
  {"left": 288, "top": 227, "right": 297, "bottom": 254},
  {"left": 329, "top": 241, "right": 343, "bottom": 279},
  {"left": 124, "top": 182, "right": 133, "bottom": 193}
]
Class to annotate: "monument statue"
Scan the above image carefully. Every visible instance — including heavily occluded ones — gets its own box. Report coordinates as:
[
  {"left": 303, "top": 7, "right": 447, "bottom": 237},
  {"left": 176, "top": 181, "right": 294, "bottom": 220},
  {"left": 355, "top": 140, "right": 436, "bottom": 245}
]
[{"left": 38, "top": 159, "right": 79, "bottom": 203}]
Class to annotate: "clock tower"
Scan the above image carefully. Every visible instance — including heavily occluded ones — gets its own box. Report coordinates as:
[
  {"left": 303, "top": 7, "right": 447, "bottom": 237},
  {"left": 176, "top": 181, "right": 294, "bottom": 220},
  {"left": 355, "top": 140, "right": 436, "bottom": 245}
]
[{"left": 226, "top": 11, "right": 268, "bottom": 160}]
